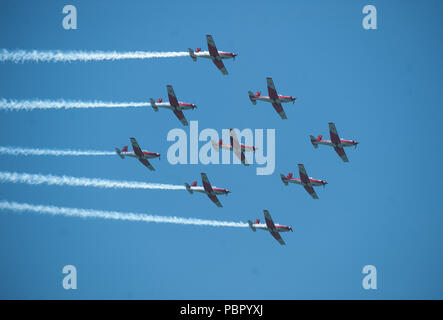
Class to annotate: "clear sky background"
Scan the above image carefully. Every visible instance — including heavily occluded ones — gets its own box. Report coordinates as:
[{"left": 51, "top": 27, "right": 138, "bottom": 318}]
[{"left": 0, "top": 0, "right": 442, "bottom": 299}]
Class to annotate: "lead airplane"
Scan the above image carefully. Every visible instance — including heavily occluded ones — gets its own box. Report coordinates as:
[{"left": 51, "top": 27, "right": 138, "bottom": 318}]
[
  {"left": 188, "top": 35, "right": 237, "bottom": 75},
  {"left": 185, "top": 173, "right": 230, "bottom": 207},
  {"left": 248, "top": 210, "right": 293, "bottom": 245},
  {"left": 280, "top": 164, "right": 327, "bottom": 199},
  {"left": 248, "top": 77, "right": 296, "bottom": 120},
  {"left": 211, "top": 128, "right": 257, "bottom": 166},
  {"left": 150, "top": 85, "right": 197, "bottom": 126},
  {"left": 310, "top": 122, "right": 359, "bottom": 162},
  {"left": 115, "top": 137, "right": 160, "bottom": 171}
]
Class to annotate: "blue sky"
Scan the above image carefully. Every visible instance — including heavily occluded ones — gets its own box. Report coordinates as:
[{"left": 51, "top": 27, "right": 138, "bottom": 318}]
[{"left": 0, "top": 0, "right": 443, "bottom": 299}]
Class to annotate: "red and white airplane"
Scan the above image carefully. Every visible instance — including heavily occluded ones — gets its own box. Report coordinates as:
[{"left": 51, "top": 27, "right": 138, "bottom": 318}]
[
  {"left": 248, "top": 210, "right": 293, "bottom": 245},
  {"left": 280, "top": 164, "right": 327, "bottom": 199},
  {"left": 310, "top": 122, "right": 359, "bottom": 162},
  {"left": 185, "top": 173, "right": 230, "bottom": 208},
  {"left": 150, "top": 85, "right": 197, "bottom": 126},
  {"left": 188, "top": 34, "right": 237, "bottom": 75},
  {"left": 248, "top": 77, "right": 296, "bottom": 120},
  {"left": 211, "top": 128, "right": 257, "bottom": 166},
  {"left": 115, "top": 137, "right": 160, "bottom": 171}
]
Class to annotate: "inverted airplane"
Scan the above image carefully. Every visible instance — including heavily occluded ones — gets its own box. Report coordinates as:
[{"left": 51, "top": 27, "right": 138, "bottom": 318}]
[
  {"left": 211, "top": 128, "right": 257, "bottom": 166},
  {"left": 248, "top": 77, "right": 296, "bottom": 120},
  {"left": 310, "top": 122, "right": 358, "bottom": 162},
  {"left": 248, "top": 210, "right": 292, "bottom": 245},
  {"left": 188, "top": 34, "right": 237, "bottom": 75},
  {"left": 115, "top": 137, "right": 160, "bottom": 171},
  {"left": 281, "top": 164, "right": 327, "bottom": 199},
  {"left": 150, "top": 85, "right": 197, "bottom": 126},
  {"left": 185, "top": 173, "right": 230, "bottom": 208}
]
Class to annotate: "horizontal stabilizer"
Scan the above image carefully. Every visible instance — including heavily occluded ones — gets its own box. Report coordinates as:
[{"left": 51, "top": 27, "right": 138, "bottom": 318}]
[
  {"left": 248, "top": 220, "right": 256, "bottom": 232},
  {"left": 280, "top": 174, "right": 288, "bottom": 186},
  {"left": 310, "top": 135, "right": 319, "bottom": 148},
  {"left": 150, "top": 98, "right": 159, "bottom": 112},
  {"left": 185, "top": 182, "right": 194, "bottom": 194},
  {"left": 188, "top": 48, "right": 197, "bottom": 62},
  {"left": 115, "top": 147, "right": 124, "bottom": 159},
  {"left": 248, "top": 91, "right": 257, "bottom": 105}
]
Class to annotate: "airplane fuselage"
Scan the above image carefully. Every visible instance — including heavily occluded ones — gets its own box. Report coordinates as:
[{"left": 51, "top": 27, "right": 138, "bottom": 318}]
[
  {"left": 218, "top": 144, "right": 256, "bottom": 152},
  {"left": 120, "top": 151, "right": 159, "bottom": 159},
  {"left": 315, "top": 139, "right": 358, "bottom": 148},
  {"left": 285, "top": 178, "right": 326, "bottom": 187},
  {"left": 195, "top": 51, "right": 236, "bottom": 60},
  {"left": 253, "top": 95, "right": 296, "bottom": 104},
  {"left": 188, "top": 186, "right": 229, "bottom": 195},
  {"left": 154, "top": 102, "right": 196, "bottom": 111},
  {"left": 252, "top": 224, "right": 292, "bottom": 232}
]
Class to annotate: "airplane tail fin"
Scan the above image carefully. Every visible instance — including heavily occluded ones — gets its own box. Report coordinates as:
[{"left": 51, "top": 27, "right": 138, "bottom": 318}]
[
  {"left": 248, "top": 220, "right": 256, "bottom": 232},
  {"left": 211, "top": 140, "right": 220, "bottom": 152},
  {"left": 185, "top": 183, "right": 194, "bottom": 194},
  {"left": 188, "top": 48, "right": 197, "bottom": 62},
  {"left": 115, "top": 147, "right": 125, "bottom": 159},
  {"left": 248, "top": 91, "right": 257, "bottom": 105},
  {"left": 280, "top": 174, "right": 288, "bottom": 186},
  {"left": 150, "top": 98, "right": 159, "bottom": 112},
  {"left": 310, "top": 135, "right": 319, "bottom": 149}
]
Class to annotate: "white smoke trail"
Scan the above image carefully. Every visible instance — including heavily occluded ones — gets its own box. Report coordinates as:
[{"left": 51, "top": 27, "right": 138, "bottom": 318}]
[
  {"left": 0, "top": 49, "right": 189, "bottom": 63},
  {"left": 0, "top": 146, "right": 114, "bottom": 156},
  {"left": 0, "top": 99, "right": 151, "bottom": 111},
  {"left": 0, "top": 171, "right": 186, "bottom": 191},
  {"left": 0, "top": 200, "right": 248, "bottom": 228}
]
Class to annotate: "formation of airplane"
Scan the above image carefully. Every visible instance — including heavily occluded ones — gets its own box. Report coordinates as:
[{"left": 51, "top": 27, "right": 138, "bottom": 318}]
[
  {"left": 211, "top": 128, "right": 257, "bottom": 166},
  {"left": 150, "top": 85, "right": 197, "bottom": 126},
  {"left": 111, "top": 35, "right": 360, "bottom": 246},
  {"left": 248, "top": 77, "right": 296, "bottom": 120},
  {"left": 248, "top": 210, "right": 293, "bottom": 245},
  {"left": 188, "top": 35, "right": 237, "bottom": 75},
  {"left": 185, "top": 173, "right": 230, "bottom": 208},
  {"left": 281, "top": 164, "right": 327, "bottom": 199},
  {"left": 310, "top": 122, "right": 359, "bottom": 162},
  {"left": 115, "top": 137, "right": 160, "bottom": 171}
]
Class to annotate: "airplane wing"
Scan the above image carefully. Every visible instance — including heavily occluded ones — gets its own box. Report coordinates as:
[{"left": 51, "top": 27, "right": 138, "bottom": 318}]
[
  {"left": 267, "top": 78, "right": 287, "bottom": 119},
  {"left": 211, "top": 59, "right": 228, "bottom": 75},
  {"left": 298, "top": 164, "right": 310, "bottom": 184},
  {"left": 167, "top": 85, "right": 180, "bottom": 108},
  {"left": 270, "top": 231, "right": 286, "bottom": 245},
  {"left": 206, "top": 35, "right": 228, "bottom": 75},
  {"left": 207, "top": 194, "right": 222, "bottom": 208},
  {"left": 264, "top": 210, "right": 276, "bottom": 229},
  {"left": 230, "top": 129, "right": 248, "bottom": 165},
  {"left": 271, "top": 103, "right": 287, "bottom": 120},
  {"left": 201, "top": 173, "right": 222, "bottom": 207},
  {"left": 264, "top": 210, "right": 285, "bottom": 245},
  {"left": 334, "top": 146, "right": 349, "bottom": 162},
  {"left": 206, "top": 35, "right": 220, "bottom": 57},
  {"left": 329, "top": 122, "right": 341, "bottom": 145},
  {"left": 303, "top": 185, "right": 318, "bottom": 199},
  {"left": 267, "top": 78, "right": 279, "bottom": 100},
  {"left": 138, "top": 158, "right": 155, "bottom": 171},
  {"left": 172, "top": 109, "right": 188, "bottom": 126},
  {"left": 130, "top": 137, "right": 144, "bottom": 158}
]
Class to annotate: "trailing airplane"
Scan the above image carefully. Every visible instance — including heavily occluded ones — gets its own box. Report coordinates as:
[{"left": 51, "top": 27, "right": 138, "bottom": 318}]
[
  {"left": 211, "top": 128, "right": 257, "bottom": 166},
  {"left": 280, "top": 164, "right": 327, "bottom": 199},
  {"left": 188, "top": 34, "right": 237, "bottom": 75},
  {"left": 310, "top": 122, "right": 358, "bottom": 162},
  {"left": 248, "top": 210, "right": 293, "bottom": 245},
  {"left": 115, "top": 137, "right": 160, "bottom": 171},
  {"left": 150, "top": 85, "right": 197, "bottom": 126},
  {"left": 185, "top": 173, "right": 230, "bottom": 208},
  {"left": 248, "top": 77, "right": 296, "bottom": 120}
]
